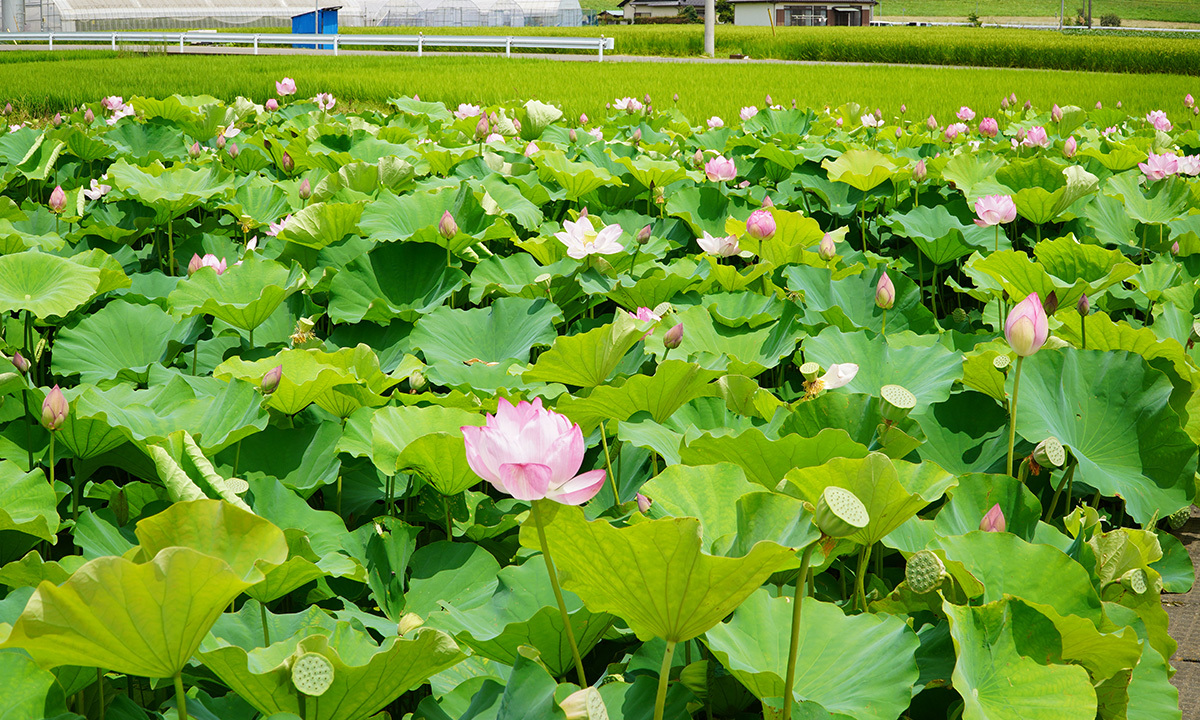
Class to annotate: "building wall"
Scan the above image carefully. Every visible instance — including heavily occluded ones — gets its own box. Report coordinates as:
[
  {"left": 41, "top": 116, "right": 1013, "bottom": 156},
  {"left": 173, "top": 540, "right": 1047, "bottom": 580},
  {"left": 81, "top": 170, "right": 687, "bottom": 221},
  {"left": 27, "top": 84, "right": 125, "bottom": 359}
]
[{"left": 733, "top": 2, "right": 772, "bottom": 25}]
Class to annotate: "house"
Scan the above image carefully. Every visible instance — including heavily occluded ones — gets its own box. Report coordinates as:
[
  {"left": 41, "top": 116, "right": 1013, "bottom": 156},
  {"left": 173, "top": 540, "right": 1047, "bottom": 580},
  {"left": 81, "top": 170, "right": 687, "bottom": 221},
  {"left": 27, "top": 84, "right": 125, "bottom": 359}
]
[
  {"left": 730, "top": 0, "right": 876, "bottom": 26},
  {"left": 616, "top": 0, "right": 706, "bottom": 22}
]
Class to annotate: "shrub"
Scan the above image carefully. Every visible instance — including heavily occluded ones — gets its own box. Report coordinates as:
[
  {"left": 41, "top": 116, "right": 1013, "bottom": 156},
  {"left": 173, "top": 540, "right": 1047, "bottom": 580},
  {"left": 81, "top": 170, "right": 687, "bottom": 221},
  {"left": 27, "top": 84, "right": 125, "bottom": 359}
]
[{"left": 1101, "top": 13, "right": 1121, "bottom": 26}]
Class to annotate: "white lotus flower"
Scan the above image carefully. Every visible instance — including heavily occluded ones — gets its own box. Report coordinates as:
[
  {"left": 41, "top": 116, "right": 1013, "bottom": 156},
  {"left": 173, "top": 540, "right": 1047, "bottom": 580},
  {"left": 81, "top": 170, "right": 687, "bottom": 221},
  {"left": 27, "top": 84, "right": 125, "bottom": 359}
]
[{"left": 554, "top": 218, "right": 624, "bottom": 259}]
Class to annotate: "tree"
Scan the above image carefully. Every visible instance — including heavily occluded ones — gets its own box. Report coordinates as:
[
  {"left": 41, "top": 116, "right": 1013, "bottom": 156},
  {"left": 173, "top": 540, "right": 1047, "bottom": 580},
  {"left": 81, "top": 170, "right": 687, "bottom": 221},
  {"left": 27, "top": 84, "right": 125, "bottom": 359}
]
[{"left": 716, "top": 0, "right": 733, "bottom": 23}]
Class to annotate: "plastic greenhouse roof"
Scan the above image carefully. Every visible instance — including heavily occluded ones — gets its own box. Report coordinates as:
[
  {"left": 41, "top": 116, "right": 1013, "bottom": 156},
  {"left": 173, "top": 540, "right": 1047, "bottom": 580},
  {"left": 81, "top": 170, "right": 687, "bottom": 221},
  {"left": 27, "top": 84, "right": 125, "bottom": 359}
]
[{"left": 51, "top": 0, "right": 365, "bottom": 21}]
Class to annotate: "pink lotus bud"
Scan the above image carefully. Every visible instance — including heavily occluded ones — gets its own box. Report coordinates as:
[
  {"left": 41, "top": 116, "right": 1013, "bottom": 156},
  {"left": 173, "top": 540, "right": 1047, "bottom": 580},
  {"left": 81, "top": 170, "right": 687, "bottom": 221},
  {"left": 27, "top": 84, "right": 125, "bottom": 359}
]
[
  {"left": 1000, "top": 97, "right": 1010, "bottom": 110},
  {"left": 1077, "top": 294, "right": 1089, "bottom": 316},
  {"left": 643, "top": 94, "right": 652, "bottom": 105},
  {"left": 1095, "top": 101, "right": 1102, "bottom": 109},
  {"left": 1043, "top": 291, "right": 1059, "bottom": 316},
  {"left": 746, "top": 209, "right": 775, "bottom": 241},
  {"left": 2, "top": 102, "right": 9, "bottom": 115},
  {"left": 262, "top": 365, "right": 282, "bottom": 394},
  {"left": 281, "top": 152, "right": 294, "bottom": 173},
  {"left": 265, "top": 98, "right": 279, "bottom": 111},
  {"left": 216, "top": 134, "right": 227, "bottom": 150},
  {"left": 299, "top": 178, "right": 312, "bottom": 200},
  {"left": 913, "top": 159, "right": 927, "bottom": 182},
  {"left": 569, "top": 128, "right": 577, "bottom": 143},
  {"left": 900, "top": 103, "right": 907, "bottom": 114},
  {"left": 761, "top": 195, "right": 774, "bottom": 208},
  {"left": 1117, "top": 101, "right": 1122, "bottom": 108},
  {"left": 979, "top": 117, "right": 998, "bottom": 138},
  {"left": 512, "top": 118, "right": 522, "bottom": 132},
  {"left": 836, "top": 117, "right": 844, "bottom": 128},
  {"left": 673, "top": 93, "right": 679, "bottom": 103},
  {"left": 875, "top": 272, "right": 895, "bottom": 310},
  {"left": 11, "top": 351, "right": 30, "bottom": 374},
  {"left": 579, "top": 113, "right": 588, "bottom": 125},
  {"left": 84, "top": 108, "right": 94, "bottom": 123},
  {"left": 926, "top": 115, "right": 937, "bottom": 131},
  {"left": 1009, "top": 93, "right": 1017, "bottom": 105},
  {"left": 48, "top": 185, "right": 66, "bottom": 214},
  {"left": 227, "top": 143, "right": 239, "bottom": 159},
  {"left": 644, "top": 104, "right": 653, "bottom": 116},
  {"left": 439, "top": 211, "right": 458, "bottom": 240},
  {"left": 980, "top": 504, "right": 1006, "bottom": 532},
  {"left": 475, "top": 115, "right": 490, "bottom": 140},
  {"left": 187, "top": 253, "right": 203, "bottom": 275},
  {"left": 895, "top": 127, "right": 903, "bottom": 139},
  {"left": 1024, "top": 100, "right": 1032, "bottom": 110},
  {"left": 578, "top": 207, "right": 588, "bottom": 219},
  {"left": 704, "top": 156, "right": 737, "bottom": 182},
  {"left": 875, "top": 107, "right": 883, "bottom": 119},
  {"left": 41, "top": 385, "right": 68, "bottom": 432},
  {"left": 974, "top": 194, "right": 1017, "bottom": 226},
  {"left": 1063, "top": 136, "right": 1078, "bottom": 158},
  {"left": 663, "top": 323, "right": 684, "bottom": 349},
  {"left": 1186, "top": 93, "right": 1195, "bottom": 109},
  {"left": 1051, "top": 104, "right": 1063, "bottom": 122},
  {"left": 631, "top": 128, "right": 642, "bottom": 144},
  {"left": 764, "top": 94, "right": 772, "bottom": 105},
  {"left": 189, "top": 142, "right": 201, "bottom": 158},
  {"left": 1171, "top": 241, "right": 1180, "bottom": 255},
  {"left": 1195, "top": 106, "right": 1199, "bottom": 117},
  {"left": 636, "top": 224, "right": 652, "bottom": 245},
  {"left": 636, "top": 493, "right": 652, "bottom": 513},
  {"left": 1005, "top": 292, "right": 1049, "bottom": 357},
  {"left": 693, "top": 149, "right": 704, "bottom": 168},
  {"left": 52, "top": 113, "right": 62, "bottom": 126},
  {"left": 818, "top": 233, "right": 836, "bottom": 261}
]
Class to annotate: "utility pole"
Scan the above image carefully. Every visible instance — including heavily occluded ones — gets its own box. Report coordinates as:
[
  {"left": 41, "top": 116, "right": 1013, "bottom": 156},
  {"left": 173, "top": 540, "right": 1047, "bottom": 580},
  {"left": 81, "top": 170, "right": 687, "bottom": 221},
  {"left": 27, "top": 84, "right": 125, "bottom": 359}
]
[
  {"left": 704, "top": 0, "right": 714, "bottom": 56},
  {"left": 1087, "top": 0, "right": 1092, "bottom": 27}
]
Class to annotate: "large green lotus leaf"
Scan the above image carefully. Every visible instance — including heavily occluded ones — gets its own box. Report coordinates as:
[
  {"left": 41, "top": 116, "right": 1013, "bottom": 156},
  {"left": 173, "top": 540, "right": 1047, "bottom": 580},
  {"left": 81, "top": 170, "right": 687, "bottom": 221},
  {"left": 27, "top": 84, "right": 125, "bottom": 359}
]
[
  {"left": 52, "top": 300, "right": 189, "bottom": 383},
  {"left": 370, "top": 405, "right": 484, "bottom": 475},
  {"left": 733, "top": 209, "right": 825, "bottom": 266},
  {"left": 358, "top": 183, "right": 496, "bottom": 255},
  {"left": 1054, "top": 311, "right": 1198, "bottom": 395},
  {"left": 704, "top": 589, "right": 918, "bottom": 720},
  {"left": 964, "top": 247, "right": 1138, "bottom": 312},
  {"left": 938, "top": 153, "right": 1007, "bottom": 200},
  {"left": 932, "top": 473, "right": 1042, "bottom": 542},
  {"left": 410, "top": 297, "right": 561, "bottom": 374},
  {"left": 803, "top": 327, "right": 963, "bottom": 410},
  {"left": 217, "top": 421, "right": 342, "bottom": 494},
  {"left": 535, "top": 150, "right": 623, "bottom": 200},
  {"left": 107, "top": 159, "right": 235, "bottom": 220},
  {"left": 1085, "top": 192, "right": 1140, "bottom": 249},
  {"left": 168, "top": 255, "right": 305, "bottom": 334},
  {"left": 1012, "top": 597, "right": 1141, "bottom": 687},
  {"left": 1, "top": 500, "right": 286, "bottom": 677},
  {"left": 214, "top": 346, "right": 372, "bottom": 416},
  {"left": 147, "top": 432, "right": 251, "bottom": 510},
  {"left": 481, "top": 174, "right": 544, "bottom": 232},
  {"left": 639, "top": 463, "right": 760, "bottom": 554},
  {"left": 431, "top": 559, "right": 613, "bottom": 678},
  {"left": 0, "top": 459, "right": 60, "bottom": 543},
  {"left": 1103, "top": 172, "right": 1190, "bottom": 226},
  {"left": 553, "top": 361, "right": 720, "bottom": 434},
  {"left": 886, "top": 204, "right": 992, "bottom": 266},
  {"left": 198, "top": 627, "right": 464, "bottom": 720},
  {"left": 0, "top": 250, "right": 101, "bottom": 319},
  {"left": 1006, "top": 164, "right": 1098, "bottom": 225},
  {"left": 913, "top": 390, "right": 1010, "bottom": 476},
  {"left": 644, "top": 303, "right": 804, "bottom": 376},
  {"left": 219, "top": 177, "right": 293, "bottom": 228},
  {"left": 934, "top": 532, "right": 1104, "bottom": 626},
  {"left": 328, "top": 241, "right": 468, "bottom": 324},
  {"left": 1032, "top": 237, "right": 1137, "bottom": 298},
  {"left": 404, "top": 540, "right": 503, "bottom": 620},
  {"left": 1120, "top": 638, "right": 1182, "bottom": 720},
  {"left": 943, "top": 599, "right": 1097, "bottom": 720},
  {"left": 523, "top": 310, "right": 648, "bottom": 387},
  {"left": 681, "top": 427, "right": 867, "bottom": 489},
  {"left": 102, "top": 123, "right": 188, "bottom": 164},
  {"left": 0, "top": 649, "right": 67, "bottom": 719},
  {"left": 396, "top": 434, "right": 481, "bottom": 497},
  {"left": 205, "top": 601, "right": 341, "bottom": 654},
  {"left": 1015, "top": 350, "right": 1196, "bottom": 524},
  {"left": 703, "top": 291, "right": 786, "bottom": 329},
  {"left": 276, "top": 201, "right": 362, "bottom": 250},
  {"left": 74, "top": 371, "right": 268, "bottom": 454},
  {"left": 1077, "top": 139, "right": 1145, "bottom": 172},
  {"left": 783, "top": 265, "right": 936, "bottom": 335},
  {"left": 612, "top": 153, "right": 694, "bottom": 191},
  {"left": 781, "top": 453, "right": 956, "bottom": 546},
  {"left": 666, "top": 185, "right": 753, "bottom": 237},
  {"left": 519, "top": 503, "right": 795, "bottom": 643},
  {"left": 355, "top": 516, "right": 421, "bottom": 623},
  {"left": 821, "top": 148, "right": 899, "bottom": 192}
]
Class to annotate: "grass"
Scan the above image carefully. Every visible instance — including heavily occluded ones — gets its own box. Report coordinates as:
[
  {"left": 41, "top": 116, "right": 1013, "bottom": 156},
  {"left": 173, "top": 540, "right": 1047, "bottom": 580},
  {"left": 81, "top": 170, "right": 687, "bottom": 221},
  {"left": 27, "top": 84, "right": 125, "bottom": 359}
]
[
  {"left": 875, "top": 0, "right": 1200, "bottom": 23},
  {"left": 0, "top": 52, "right": 1195, "bottom": 122}
]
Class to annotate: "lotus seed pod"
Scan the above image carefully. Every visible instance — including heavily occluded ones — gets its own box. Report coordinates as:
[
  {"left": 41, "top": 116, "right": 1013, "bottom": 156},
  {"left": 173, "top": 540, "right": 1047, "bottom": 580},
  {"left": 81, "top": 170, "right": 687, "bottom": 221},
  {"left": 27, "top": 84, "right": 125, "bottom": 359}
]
[
  {"left": 799, "top": 361, "right": 821, "bottom": 381},
  {"left": 813, "top": 486, "right": 869, "bottom": 539},
  {"left": 560, "top": 687, "right": 609, "bottom": 720},
  {"left": 1032, "top": 436, "right": 1066, "bottom": 468},
  {"left": 992, "top": 354, "right": 1011, "bottom": 370},
  {"left": 291, "top": 652, "right": 334, "bottom": 696},
  {"left": 880, "top": 385, "right": 916, "bottom": 423},
  {"left": 1120, "top": 568, "right": 1148, "bottom": 595},
  {"left": 226, "top": 478, "right": 249, "bottom": 495},
  {"left": 1168, "top": 507, "right": 1190, "bottom": 530},
  {"left": 905, "top": 550, "right": 946, "bottom": 594}
]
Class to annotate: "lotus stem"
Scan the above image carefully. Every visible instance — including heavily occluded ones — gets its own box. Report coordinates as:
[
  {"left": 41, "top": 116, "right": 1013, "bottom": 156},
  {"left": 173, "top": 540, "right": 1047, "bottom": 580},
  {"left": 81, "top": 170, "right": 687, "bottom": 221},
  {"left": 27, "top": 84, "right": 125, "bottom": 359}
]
[
  {"left": 336, "top": 474, "right": 343, "bottom": 517},
  {"left": 20, "top": 389, "right": 32, "bottom": 471},
  {"left": 881, "top": 309, "right": 887, "bottom": 336},
  {"left": 1006, "top": 356, "right": 1025, "bottom": 477},
  {"left": 1081, "top": 315, "right": 1086, "bottom": 350},
  {"left": 168, "top": 215, "right": 175, "bottom": 276},
  {"left": 855, "top": 541, "right": 873, "bottom": 612},
  {"left": 781, "top": 542, "right": 817, "bottom": 720},
  {"left": 173, "top": 673, "right": 188, "bottom": 720},
  {"left": 48, "top": 432, "right": 55, "bottom": 490},
  {"left": 1044, "top": 462, "right": 1077, "bottom": 522},
  {"left": 298, "top": 693, "right": 306, "bottom": 720},
  {"left": 97, "top": 668, "right": 105, "bottom": 720},
  {"left": 531, "top": 500, "right": 587, "bottom": 687},
  {"left": 444, "top": 494, "right": 453, "bottom": 541},
  {"left": 600, "top": 429, "right": 618, "bottom": 504},
  {"left": 261, "top": 601, "right": 271, "bottom": 646},
  {"left": 994, "top": 224, "right": 999, "bottom": 253},
  {"left": 653, "top": 639, "right": 677, "bottom": 720}
]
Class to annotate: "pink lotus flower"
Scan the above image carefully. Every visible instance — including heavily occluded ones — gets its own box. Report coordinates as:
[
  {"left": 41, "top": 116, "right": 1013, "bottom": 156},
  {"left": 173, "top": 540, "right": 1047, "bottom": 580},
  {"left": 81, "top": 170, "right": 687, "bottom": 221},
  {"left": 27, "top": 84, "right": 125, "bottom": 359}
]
[
  {"left": 707, "top": 116, "right": 724, "bottom": 129},
  {"left": 265, "top": 99, "right": 279, "bottom": 111},
  {"left": 101, "top": 96, "right": 124, "bottom": 111},
  {"left": 613, "top": 97, "right": 643, "bottom": 113},
  {"left": 579, "top": 113, "right": 588, "bottom": 124},
  {"left": 704, "top": 155, "right": 737, "bottom": 182},
  {"left": 106, "top": 104, "right": 134, "bottom": 125},
  {"left": 41, "top": 385, "right": 68, "bottom": 431},
  {"left": 974, "top": 195, "right": 1017, "bottom": 227},
  {"left": 739, "top": 106, "right": 758, "bottom": 121},
  {"left": 587, "top": 127, "right": 604, "bottom": 141},
  {"left": 944, "top": 123, "right": 968, "bottom": 141},
  {"left": 48, "top": 186, "right": 66, "bottom": 214},
  {"left": 628, "top": 306, "right": 661, "bottom": 324},
  {"left": 10, "top": 351, "right": 29, "bottom": 374},
  {"left": 554, "top": 218, "right": 624, "bottom": 259},
  {"left": 187, "top": 253, "right": 227, "bottom": 276},
  {"left": 1063, "top": 136, "right": 1077, "bottom": 158},
  {"left": 875, "top": 272, "right": 895, "bottom": 310},
  {"left": 276, "top": 77, "right": 296, "bottom": 96},
  {"left": 912, "top": 159, "right": 927, "bottom": 182},
  {"left": 980, "top": 503, "right": 1006, "bottom": 532},
  {"left": 698, "top": 230, "right": 740, "bottom": 257},
  {"left": 1102, "top": 126, "right": 1117, "bottom": 137},
  {"left": 461, "top": 397, "right": 606, "bottom": 505},
  {"left": 314, "top": 93, "right": 335, "bottom": 111},
  {"left": 1005, "top": 292, "right": 1049, "bottom": 357},
  {"left": 861, "top": 113, "right": 882, "bottom": 129},
  {"left": 1146, "top": 110, "right": 1172, "bottom": 132},
  {"left": 1022, "top": 126, "right": 1050, "bottom": 148},
  {"left": 524, "top": 141, "right": 538, "bottom": 157},
  {"left": 1177, "top": 155, "right": 1200, "bottom": 176},
  {"left": 819, "top": 363, "right": 858, "bottom": 390},
  {"left": 267, "top": 214, "right": 292, "bottom": 237},
  {"left": 835, "top": 117, "right": 844, "bottom": 128},
  {"left": 956, "top": 106, "right": 975, "bottom": 121},
  {"left": 746, "top": 209, "right": 776, "bottom": 241},
  {"left": 1139, "top": 152, "right": 1179, "bottom": 181},
  {"left": 454, "top": 103, "right": 481, "bottom": 120},
  {"left": 82, "top": 179, "right": 111, "bottom": 201},
  {"left": 1051, "top": 104, "right": 1063, "bottom": 122},
  {"left": 636, "top": 493, "right": 652, "bottom": 513},
  {"left": 485, "top": 132, "right": 503, "bottom": 143},
  {"left": 979, "top": 117, "right": 998, "bottom": 138}
]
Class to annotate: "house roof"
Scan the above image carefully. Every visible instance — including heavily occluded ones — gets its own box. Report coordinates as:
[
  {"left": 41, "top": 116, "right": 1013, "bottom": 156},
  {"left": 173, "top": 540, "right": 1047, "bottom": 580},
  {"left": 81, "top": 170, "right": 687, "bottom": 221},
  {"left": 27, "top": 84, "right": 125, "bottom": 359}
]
[
  {"left": 617, "top": 0, "right": 704, "bottom": 7},
  {"left": 725, "top": 0, "right": 877, "bottom": 4}
]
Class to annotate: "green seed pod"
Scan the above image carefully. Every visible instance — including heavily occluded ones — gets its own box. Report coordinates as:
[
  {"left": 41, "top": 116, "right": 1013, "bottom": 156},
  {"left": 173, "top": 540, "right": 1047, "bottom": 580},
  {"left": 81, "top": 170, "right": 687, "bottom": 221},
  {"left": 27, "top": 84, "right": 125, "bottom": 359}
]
[
  {"left": 799, "top": 361, "right": 821, "bottom": 381},
  {"left": 950, "top": 307, "right": 967, "bottom": 324},
  {"left": 992, "top": 354, "right": 1011, "bottom": 370},
  {"left": 560, "top": 686, "right": 609, "bottom": 720},
  {"left": 291, "top": 652, "right": 334, "bottom": 697},
  {"left": 905, "top": 550, "right": 946, "bottom": 594},
  {"left": 1032, "top": 437, "right": 1066, "bottom": 469},
  {"left": 226, "top": 478, "right": 249, "bottom": 495},
  {"left": 1120, "top": 568, "right": 1148, "bottom": 595},
  {"left": 813, "top": 486, "right": 869, "bottom": 539},
  {"left": 1168, "top": 507, "right": 1190, "bottom": 530},
  {"left": 880, "top": 385, "right": 916, "bottom": 423}
]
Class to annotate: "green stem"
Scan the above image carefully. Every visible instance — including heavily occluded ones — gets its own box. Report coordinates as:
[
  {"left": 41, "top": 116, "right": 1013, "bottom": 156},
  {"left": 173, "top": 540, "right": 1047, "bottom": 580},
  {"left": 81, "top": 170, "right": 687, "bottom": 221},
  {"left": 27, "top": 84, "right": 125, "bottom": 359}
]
[
  {"left": 173, "top": 673, "right": 188, "bottom": 720},
  {"left": 233, "top": 439, "right": 242, "bottom": 478},
  {"left": 1081, "top": 314, "right": 1086, "bottom": 350},
  {"left": 336, "top": 474, "right": 343, "bottom": 517},
  {"left": 855, "top": 542, "right": 873, "bottom": 612},
  {"left": 881, "top": 309, "right": 887, "bottom": 336},
  {"left": 532, "top": 500, "right": 587, "bottom": 687},
  {"left": 1044, "top": 463, "right": 1077, "bottom": 522},
  {"left": 600, "top": 429, "right": 618, "bottom": 504},
  {"left": 653, "top": 640, "right": 678, "bottom": 720},
  {"left": 444, "top": 493, "right": 453, "bottom": 541},
  {"left": 168, "top": 215, "right": 175, "bottom": 276},
  {"left": 1006, "top": 356, "right": 1025, "bottom": 477},
  {"left": 97, "top": 668, "right": 106, "bottom": 720},
  {"left": 21, "top": 390, "right": 32, "bottom": 471},
  {"left": 994, "top": 224, "right": 999, "bottom": 253},
  {"left": 781, "top": 542, "right": 817, "bottom": 720},
  {"left": 260, "top": 601, "right": 271, "bottom": 646},
  {"left": 49, "top": 432, "right": 56, "bottom": 490}
]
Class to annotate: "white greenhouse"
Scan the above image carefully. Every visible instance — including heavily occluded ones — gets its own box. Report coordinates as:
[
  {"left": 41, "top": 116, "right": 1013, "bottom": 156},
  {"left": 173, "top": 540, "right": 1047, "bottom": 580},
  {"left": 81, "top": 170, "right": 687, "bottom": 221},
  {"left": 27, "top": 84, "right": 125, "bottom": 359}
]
[{"left": 1, "top": 0, "right": 583, "bottom": 30}]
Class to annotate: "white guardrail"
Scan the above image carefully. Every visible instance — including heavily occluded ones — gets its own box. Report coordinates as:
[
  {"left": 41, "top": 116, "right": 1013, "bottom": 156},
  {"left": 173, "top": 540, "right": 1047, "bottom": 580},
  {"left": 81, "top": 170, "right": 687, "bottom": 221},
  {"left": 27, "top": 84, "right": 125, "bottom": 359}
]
[{"left": 0, "top": 31, "right": 616, "bottom": 60}]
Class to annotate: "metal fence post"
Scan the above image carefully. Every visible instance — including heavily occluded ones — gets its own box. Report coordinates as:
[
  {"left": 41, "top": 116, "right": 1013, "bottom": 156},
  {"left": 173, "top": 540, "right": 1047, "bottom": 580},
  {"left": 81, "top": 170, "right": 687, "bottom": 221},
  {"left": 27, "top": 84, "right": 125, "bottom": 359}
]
[
  {"left": 111, "top": 33, "right": 116, "bottom": 50},
  {"left": 179, "top": 32, "right": 184, "bottom": 51},
  {"left": 418, "top": 32, "right": 423, "bottom": 57},
  {"left": 599, "top": 35, "right": 604, "bottom": 61},
  {"left": 254, "top": 34, "right": 259, "bottom": 55},
  {"left": 333, "top": 35, "right": 338, "bottom": 55},
  {"left": 48, "top": 32, "right": 52, "bottom": 50},
  {"left": 505, "top": 36, "right": 511, "bottom": 58}
]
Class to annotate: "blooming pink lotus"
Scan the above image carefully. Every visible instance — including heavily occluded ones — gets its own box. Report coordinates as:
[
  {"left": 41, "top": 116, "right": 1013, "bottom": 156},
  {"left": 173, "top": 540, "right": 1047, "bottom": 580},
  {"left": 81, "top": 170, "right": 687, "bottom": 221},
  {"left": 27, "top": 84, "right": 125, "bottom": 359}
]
[
  {"left": 554, "top": 218, "right": 624, "bottom": 259},
  {"left": 188, "top": 253, "right": 227, "bottom": 276},
  {"left": 627, "top": 306, "right": 661, "bottom": 324},
  {"left": 106, "top": 104, "right": 134, "bottom": 126},
  {"left": 704, "top": 155, "right": 737, "bottom": 182},
  {"left": 101, "top": 96, "right": 124, "bottom": 111},
  {"left": 974, "top": 195, "right": 1017, "bottom": 227},
  {"left": 1139, "top": 152, "right": 1179, "bottom": 181},
  {"left": 267, "top": 214, "right": 292, "bottom": 237},
  {"left": 707, "top": 116, "right": 724, "bottom": 129},
  {"left": 276, "top": 78, "right": 296, "bottom": 96},
  {"left": 82, "top": 179, "right": 111, "bottom": 201},
  {"left": 1005, "top": 292, "right": 1049, "bottom": 357},
  {"left": 698, "top": 230, "right": 740, "bottom": 257},
  {"left": 314, "top": 93, "right": 335, "bottom": 111},
  {"left": 1178, "top": 155, "right": 1200, "bottom": 176},
  {"left": 1022, "top": 126, "right": 1050, "bottom": 148},
  {"left": 978, "top": 117, "right": 999, "bottom": 138},
  {"left": 454, "top": 103, "right": 481, "bottom": 120},
  {"left": 956, "top": 106, "right": 975, "bottom": 121},
  {"left": 739, "top": 106, "right": 758, "bottom": 121},
  {"left": 1146, "top": 110, "right": 1172, "bottom": 132},
  {"left": 944, "top": 123, "right": 968, "bottom": 141},
  {"left": 613, "top": 97, "right": 643, "bottom": 113},
  {"left": 461, "top": 398, "right": 606, "bottom": 505}
]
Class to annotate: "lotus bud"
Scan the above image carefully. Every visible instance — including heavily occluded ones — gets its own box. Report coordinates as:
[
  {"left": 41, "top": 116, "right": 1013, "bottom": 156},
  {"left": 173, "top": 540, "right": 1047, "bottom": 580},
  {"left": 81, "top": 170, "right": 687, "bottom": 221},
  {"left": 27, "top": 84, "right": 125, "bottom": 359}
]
[
  {"left": 1187, "top": 94, "right": 1195, "bottom": 109},
  {"left": 895, "top": 127, "right": 903, "bottom": 139},
  {"left": 636, "top": 224, "right": 652, "bottom": 245},
  {"left": 41, "top": 385, "right": 68, "bottom": 432},
  {"left": 439, "top": 211, "right": 458, "bottom": 240},
  {"left": 746, "top": 209, "right": 776, "bottom": 241},
  {"left": 217, "top": 133, "right": 226, "bottom": 150},
  {"left": 513, "top": 118, "right": 522, "bottom": 132},
  {"left": 631, "top": 128, "right": 642, "bottom": 144},
  {"left": 408, "top": 370, "right": 427, "bottom": 391},
  {"left": 813, "top": 486, "right": 869, "bottom": 538},
  {"left": 262, "top": 364, "right": 283, "bottom": 395},
  {"left": 1095, "top": 101, "right": 1103, "bottom": 109},
  {"left": 875, "top": 272, "right": 895, "bottom": 310},
  {"left": 227, "top": 143, "right": 239, "bottom": 158},
  {"left": 693, "top": 149, "right": 703, "bottom": 168},
  {"left": 799, "top": 361, "right": 821, "bottom": 381},
  {"left": 281, "top": 151, "right": 294, "bottom": 173},
  {"left": 764, "top": 94, "right": 772, "bottom": 105},
  {"left": 48, "top": 185, "right": 66, "bottom": 214},
  {"left": 792, "top": 99, "right": 797, "bottom": 109},
  {"left": 291, "top": 653, "right": 334, "bottom": 697},
  {"left": 1120, "top": 568, "right": 1148, "bottom": 595},
  {"left": 1001, "top": 97, "right": 1010, "bottom": 110},
  {"left": 84, "top": 108, "right": 94, "bottom": 123},
  {"left": 1004, "top": 292, "right": 1049, "bottom": 357},
  {"left": 1033, "top": 436, "right": 1066, "bottom": 469},
  {"left": 818, "top": 233, "right": 836, "bottom": 261},
  {"left": 761, "top": 195, "right": 774, "bottom": 207},
  {"left": 189, "top": 141, "right": 201, "bottom": 158},
  {"left": 1064, "top": 136, "right": 1077, "bottom": 158},
  {"left": 979, "top": 117, "right": 998, "bottom": 138},
  {"left": 579, "top": 113, "right": 588, "bottom": 124},
  {"left": 1009, "top": 92, "right": 1017, "bottom": 105},
  {"left": 1051, "top": 104, "right": 1063, "bottom": 122},
  {"left": 560, "top": 687, "right": 608, "bottom": 720},
  {"left": 905, "top": 550, "right": 946, "bottom": 594},
  {"left": 836, "top": 117, "right": 843, "bottom": 128},
  {"left": 1043, "top": 291, "right": 1058, "bottom": 315},
  {"left": 569, "top": 128, "right": 577, "bottom": 143},
  {"left": 1117, "top": 101, "right": 1122, "bottom": 108},
  {"left": 913, "top": 159, "right": 927, "bottom": 182},
  {"left": 663, "top": 323, "right": 684, "bottom": 349},
  {"left": 11, "top": 350, "right": 30, "bottom": 374},
  {"left": 880, "top": 384, "right": 916, "bottom": 423},
  {"left": 980, "top": 503, "right": 1006, "bottom": 532},
  {"left": 578, "top": 207, "right": 588, "bottom": 219},
  {"left": 1, "top": 102, "right": 9, "bottom": 115},
  {"left": 1077, "top": 294, "right": 1089, "bottom": 316},
  {"left": 1168, "top": 507, "right": 1190, "bottom": 530},
  {"left": 52, "top": 113, "right": 62, "bottom": 126},
  {"left": 1194, "top": 106, "right": 1199, "bottom": 117},
  {"left": 187, "top": 253, "right": 203, "bottom": 276},
  {"left": 299, "top": 178, "right": 312, "bottom": 200},
  {"left": 475, "top": 115, "right": 490, "bottom": 140},
  {"left": 266, "top": 98, "right": 279, "bottom": 111},
  {"left": 875, "top": 107, "right": 883, "bottom": 119},
  {"left": 636, "top": 493, "right": 652, "bottom": 513},
  {"left": 644, "top": 104, "right": 653, "bottom": 116},
  {"left": 673, "top": 93, "right": 680, "bottom": 103},
  {"left": 1024, "top": 100, "right": 1032, "bottom": 110},
  {"left": 900, "top": 103, "right": 907, "bottom": 114},
  {"left": 926, "top": 115, "right": 937, "bottom": 131},
  {"left": 1171, "top": 241, "right": 1180, "bottom": 255}
]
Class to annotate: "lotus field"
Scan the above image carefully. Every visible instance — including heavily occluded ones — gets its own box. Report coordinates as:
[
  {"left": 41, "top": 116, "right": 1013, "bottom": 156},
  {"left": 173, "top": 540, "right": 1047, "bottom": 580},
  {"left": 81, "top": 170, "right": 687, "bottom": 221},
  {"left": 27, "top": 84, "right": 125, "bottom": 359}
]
[{"left": 1, "top": 82, "right": 1199, "bottom": 720}]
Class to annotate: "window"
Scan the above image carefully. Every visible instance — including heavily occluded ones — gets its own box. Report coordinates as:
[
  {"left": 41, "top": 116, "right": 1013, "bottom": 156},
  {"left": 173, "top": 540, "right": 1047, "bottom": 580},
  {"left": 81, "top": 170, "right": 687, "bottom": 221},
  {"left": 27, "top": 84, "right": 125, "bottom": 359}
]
[{"left": 784, "top": 5, "right": 826, "bottom": 26}]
